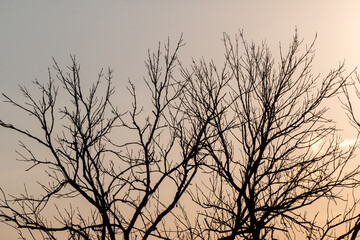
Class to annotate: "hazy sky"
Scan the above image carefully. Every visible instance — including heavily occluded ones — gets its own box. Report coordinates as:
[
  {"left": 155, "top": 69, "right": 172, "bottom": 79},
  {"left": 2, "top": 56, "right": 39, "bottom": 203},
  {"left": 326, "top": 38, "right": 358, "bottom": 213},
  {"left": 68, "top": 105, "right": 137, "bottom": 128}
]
[{"left": 1, "top": 1, "right": 360, "bottom": 238}]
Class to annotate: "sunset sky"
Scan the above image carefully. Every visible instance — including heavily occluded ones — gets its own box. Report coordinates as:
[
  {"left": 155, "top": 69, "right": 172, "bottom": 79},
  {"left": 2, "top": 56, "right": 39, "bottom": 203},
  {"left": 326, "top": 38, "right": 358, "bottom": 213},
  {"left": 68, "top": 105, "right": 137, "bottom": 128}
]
[{"left": 1, "top": 1, "right": 360, "bottom": 238}]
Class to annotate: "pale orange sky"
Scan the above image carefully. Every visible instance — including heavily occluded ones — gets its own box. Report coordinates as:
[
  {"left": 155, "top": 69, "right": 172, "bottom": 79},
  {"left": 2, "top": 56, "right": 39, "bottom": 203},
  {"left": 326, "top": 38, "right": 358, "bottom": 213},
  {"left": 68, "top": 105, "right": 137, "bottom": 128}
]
[{"left": 1, "top": 1, "right": 360, "bottom": 238}]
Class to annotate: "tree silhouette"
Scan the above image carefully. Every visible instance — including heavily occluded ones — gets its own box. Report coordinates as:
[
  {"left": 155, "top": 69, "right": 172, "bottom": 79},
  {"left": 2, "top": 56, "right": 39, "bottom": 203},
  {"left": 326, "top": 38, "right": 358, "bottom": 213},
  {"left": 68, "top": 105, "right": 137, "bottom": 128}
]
[
  {"left": 174, "top": 32, "right": 360, "bottom": 240},
  {"left": 1, "top": 32, "right": 360, "bottom": 240},
  {"left": 0, "top": 37, "right": 220, "bottom": 240}
]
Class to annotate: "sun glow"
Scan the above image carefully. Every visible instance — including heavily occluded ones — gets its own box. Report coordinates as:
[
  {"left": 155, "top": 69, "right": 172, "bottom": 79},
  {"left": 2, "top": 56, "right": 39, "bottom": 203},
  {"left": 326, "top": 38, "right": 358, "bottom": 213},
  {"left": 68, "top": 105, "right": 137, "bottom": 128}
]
[
  {"left": 339, "top": 138, "right": 357, "bottom": 148},
  {"left": 309, "top": 137, "right": 357, "bottom": 153}
]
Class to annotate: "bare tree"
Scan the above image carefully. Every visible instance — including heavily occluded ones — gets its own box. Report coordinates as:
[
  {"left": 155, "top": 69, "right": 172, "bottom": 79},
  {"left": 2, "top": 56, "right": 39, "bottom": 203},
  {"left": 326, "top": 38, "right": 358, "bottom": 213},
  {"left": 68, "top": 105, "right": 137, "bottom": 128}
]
[
  {"left": 0, "top": 37, "right": 218, "bottom": 240},
  {"left": 1, "top": 32, "right": 360, "bottom": 240},
  {"left": 174, "top": 31, "right": 360, "bottom": 240}
]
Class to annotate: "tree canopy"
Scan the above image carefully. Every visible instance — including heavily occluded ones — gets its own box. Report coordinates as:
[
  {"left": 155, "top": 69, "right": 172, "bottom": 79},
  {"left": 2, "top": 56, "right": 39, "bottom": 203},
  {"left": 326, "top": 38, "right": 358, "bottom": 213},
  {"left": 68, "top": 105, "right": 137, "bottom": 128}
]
[{"left": 1, "top": 32, "right": 360, "bottom": 240}]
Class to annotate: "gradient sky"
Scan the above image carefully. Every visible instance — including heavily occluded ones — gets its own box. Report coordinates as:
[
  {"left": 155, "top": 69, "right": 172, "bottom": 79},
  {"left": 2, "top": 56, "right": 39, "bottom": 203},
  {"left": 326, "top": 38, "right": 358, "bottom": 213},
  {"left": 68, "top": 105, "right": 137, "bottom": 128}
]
[{"left": 1, "top": 1, "right": 360, "bottom": 238}]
